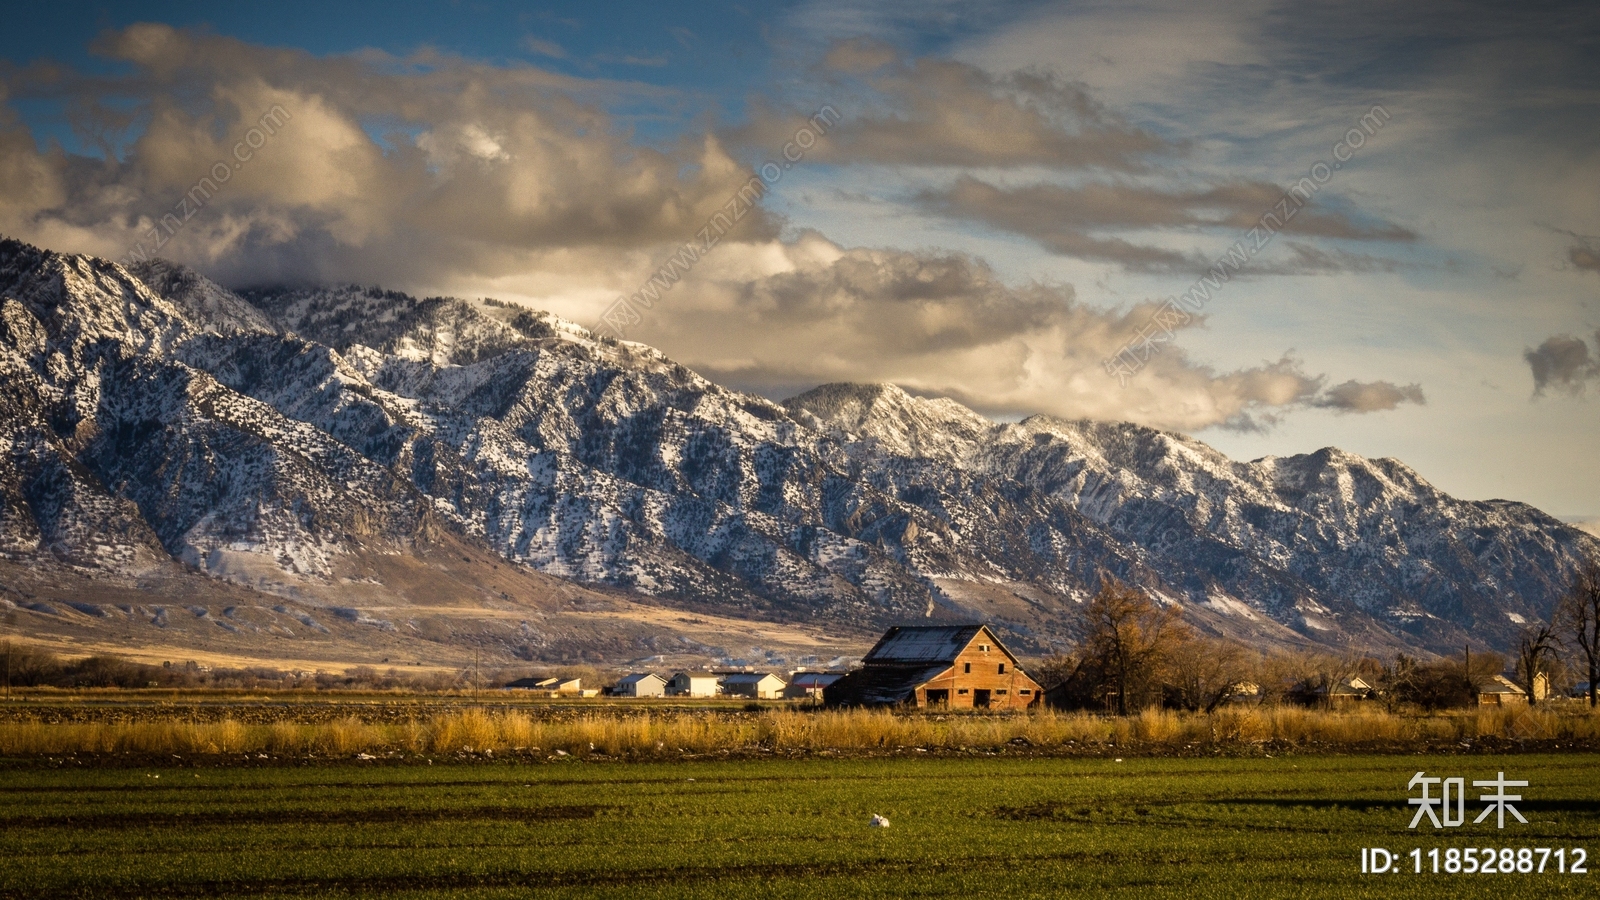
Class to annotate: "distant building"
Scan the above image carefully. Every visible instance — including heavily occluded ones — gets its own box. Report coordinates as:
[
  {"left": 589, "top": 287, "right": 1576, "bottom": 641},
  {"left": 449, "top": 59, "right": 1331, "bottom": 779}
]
[
  {"left": 505, "top": 675, "right": 582, "bottom": 694},
  {"left": 1285, "top": 675, "right": 1374, "bottom": 708},
  {"left": 720, "top": 672, "right": 787, "bottom": 699},
  {"left": 613, "top": 672, "right": 668, "bottom": 698},
  {"left": 667, "top": 671, "right": 720, "bottom": 698},
  {"left": 1327, "top": 676, "right": 1375, "bottom": 707},
  {"left": 823, "top": 625, "right": 1042, "bottom": 709},
  {"left": 1479, "top": 673, "right": 1549, "bottom": 705},
  {"left": 785, "top": 672, "right": 843, "bottom": 699},
  {"left": 1226, "top": 682, "right": 1261, "bottom": 704}
]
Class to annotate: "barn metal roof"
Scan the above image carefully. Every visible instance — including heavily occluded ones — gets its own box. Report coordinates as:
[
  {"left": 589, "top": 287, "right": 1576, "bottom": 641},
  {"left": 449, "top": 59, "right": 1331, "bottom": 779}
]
[
  {"left": 862, "top": 625, "right": 990, "bottom": 664},
  {"left": 823, "top": 665, "right": 954, "bottom": 706}
]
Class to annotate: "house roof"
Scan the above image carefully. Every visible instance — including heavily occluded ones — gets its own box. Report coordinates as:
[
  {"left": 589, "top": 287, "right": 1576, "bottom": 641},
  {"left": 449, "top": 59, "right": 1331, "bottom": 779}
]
[
  {"left": 505, "top": 676, "right": 578, "bottom": 688},
  {"left": 721, "top": 672, "right": 786, "bottom": 685},
  {"left": 789, "top": 672, "right": 844, "bottom": 687},
  {"left": 1329, "top": 676, "right": 1374, "bottom": 695},
  {"left": 617, "top": 672, "right": 666, "bottom": 685},
  {"left": 862, "top": 625, "right": 1003, "bottom": 665},
  {"left": 671, "top": 671, "right": 718, "bottom": 680},
  {"left": 1481, "top": 675, "right": 1527, "bottom": 694},
  {"left": 823, "top": 665, "right": 953, "bottom": 706}
]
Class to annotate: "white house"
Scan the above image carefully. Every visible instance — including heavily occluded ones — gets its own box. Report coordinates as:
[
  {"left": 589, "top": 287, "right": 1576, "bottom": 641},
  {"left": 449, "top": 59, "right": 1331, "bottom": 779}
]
[
  {"left": 720, "top": 672, "right": 787, "bottom": 699},
  {"left": 1479, "top": 673, "right": 1549, "bottom": 705},
  {"left": 667, "top": 671, "right": 720, "bottom": 698},
  {"left": 614, "top": 672, "right": 668, "bottom": 698}
]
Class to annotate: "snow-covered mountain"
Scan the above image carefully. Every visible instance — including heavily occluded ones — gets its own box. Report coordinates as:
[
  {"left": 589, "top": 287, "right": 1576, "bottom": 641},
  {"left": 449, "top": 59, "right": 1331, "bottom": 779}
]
[{"left": 1, "top": 236, "right": 1593, "bottom": 657}]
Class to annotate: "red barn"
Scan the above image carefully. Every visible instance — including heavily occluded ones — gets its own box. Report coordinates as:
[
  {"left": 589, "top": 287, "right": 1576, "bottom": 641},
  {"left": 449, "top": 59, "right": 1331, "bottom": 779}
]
[{"left": 824, "top": 625, "right": 1041, "bottom": 709}]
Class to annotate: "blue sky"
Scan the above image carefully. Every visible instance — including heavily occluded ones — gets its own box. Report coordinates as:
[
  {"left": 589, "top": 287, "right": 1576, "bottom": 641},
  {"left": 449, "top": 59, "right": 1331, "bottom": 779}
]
[
  {"left": 1, "top": 1, "right": 1597, "bottom": 523},
  {"left": 1, "top": 1, "right": 780, "bottom": 148}
]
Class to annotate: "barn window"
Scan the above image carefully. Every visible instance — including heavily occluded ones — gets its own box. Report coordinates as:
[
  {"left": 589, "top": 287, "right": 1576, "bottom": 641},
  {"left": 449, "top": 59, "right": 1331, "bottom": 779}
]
[
  {"left": 978, "top": 644, "right": 990, "bottom": 652},
  {"left": 996, "top": 690, "right": 1008, "bottom": 695},
  {"left": 963, "top": 662, "right": 971, "bottom": 673},
  {"left": 998, "top": 663, "right": 1006, "bottom": 674},
  {"left": 957, "top": 688, "right": 969, "bottom": 694},
  {"left": 1019, "top": 689, "right": 1032, "bottom": 695}
]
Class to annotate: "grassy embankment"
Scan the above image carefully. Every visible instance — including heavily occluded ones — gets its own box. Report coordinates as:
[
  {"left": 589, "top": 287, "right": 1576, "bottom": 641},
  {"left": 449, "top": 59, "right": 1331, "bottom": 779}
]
[
  {"left": 2, "top": 754, "right": 1596, "bottom": 899},
  {"left": 1, "top": 702, "right": 1597, "bottom": 757}
]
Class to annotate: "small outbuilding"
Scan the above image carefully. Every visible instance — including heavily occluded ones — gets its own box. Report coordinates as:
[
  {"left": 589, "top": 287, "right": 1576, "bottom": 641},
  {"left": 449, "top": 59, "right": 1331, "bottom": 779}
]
[
  {"left": 720, "top": 672, "right": 787, "bottom": 699},
  {"left": 667, "top": 671, "right": 720, "bottom": 697},
  {"left": 823, "top": 624, "right": 1041, "bottom": 709},
  {"left": 784, "top": 669, "right": 844, "bottom": 698},
  {"left": 785, "top": 672, "right": 843, "bottom": 700},
  {"left": 504, "top": 676, "right": 582, "bottom": 694},
  {"left": 613, "top": 672, "right": 668, "bottom": 698}
]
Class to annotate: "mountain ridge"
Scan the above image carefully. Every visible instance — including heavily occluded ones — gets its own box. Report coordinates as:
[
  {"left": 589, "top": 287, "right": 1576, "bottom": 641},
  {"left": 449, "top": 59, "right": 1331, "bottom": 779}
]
[{"left": 1, "top": 235, "right": 1594, "bottom": 662}]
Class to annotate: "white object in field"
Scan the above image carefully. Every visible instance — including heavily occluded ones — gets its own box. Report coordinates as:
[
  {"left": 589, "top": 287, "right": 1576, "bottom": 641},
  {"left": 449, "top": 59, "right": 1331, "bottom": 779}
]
[{"left": 869, "top": 814, "right": 890, "bottom": 828}]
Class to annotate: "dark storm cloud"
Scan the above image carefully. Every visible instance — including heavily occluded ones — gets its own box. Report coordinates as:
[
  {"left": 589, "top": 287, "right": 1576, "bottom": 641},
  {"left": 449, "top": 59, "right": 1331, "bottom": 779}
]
[
  {"left": 916, "top": 176, "right": 1415, "bottom": 272},
  {"left": 1525, "top": 332, "right": 1599, "bottom": 396},
  {"left": 735, "top": 49, "right": 1164, "bottom": 170},
  {"left": 1571, "top": 244, "right": 1600, "bottom": 274},
  {"left": 1313, "top": 379, "right": 1427, "bottom": 413}
]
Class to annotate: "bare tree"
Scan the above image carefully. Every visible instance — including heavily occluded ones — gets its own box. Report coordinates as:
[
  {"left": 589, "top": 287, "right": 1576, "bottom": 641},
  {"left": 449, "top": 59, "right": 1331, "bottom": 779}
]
[
  {"left": 1379, "top": 649, "right": 1506, "bottom": 710},
  {"left": 1249, "top": 651, "right": 1307, "bottom": 706},
  {"left": 1167, "top": 637, "right": 1252, "bottom": 713},
  {"left": 1515, "top": 622, "right": 1560, "bottom": 706},
  {"left": 1030, "top": 651, "right": 1083, "bottom": 692},
  {"left": 1377, "top": 654, "right": 1419, "bottom": 712},
  {"left": 1280, "top": 649, "right": 1367, "bottom": 709},
  {"left": 1556, "top": 561, "right": 1600, "bottom": 708},
  {"left": 1079, "top": 577, "right": 1189, "bottom": 715}
]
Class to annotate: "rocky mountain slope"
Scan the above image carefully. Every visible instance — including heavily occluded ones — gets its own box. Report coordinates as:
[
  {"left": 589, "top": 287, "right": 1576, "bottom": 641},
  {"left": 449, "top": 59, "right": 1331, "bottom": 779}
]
[{"left": 1, "top": 235, "right": 1594, "bottom": 660}]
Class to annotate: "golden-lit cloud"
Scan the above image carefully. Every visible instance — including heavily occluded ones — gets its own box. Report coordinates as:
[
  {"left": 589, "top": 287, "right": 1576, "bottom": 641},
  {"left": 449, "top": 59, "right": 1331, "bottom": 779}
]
[
  {"left": 0, "top": 24, "right": 776, "bottom": 287},
  {"left": 634, "top": 233, "right": 1422, "bottom": 432}
]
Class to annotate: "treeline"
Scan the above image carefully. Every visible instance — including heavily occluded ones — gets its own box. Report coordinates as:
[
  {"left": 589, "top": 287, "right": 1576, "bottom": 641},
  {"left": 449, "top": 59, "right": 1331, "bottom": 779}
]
[
  {"left": 0, "top": 646, "right": 466, "bottom": 692},
  {"left": 0, "top": 645, "right": 618, "bottom": 694},
  {"left": 1039, "top": 564, "right": 1600, "bottom": 713}
]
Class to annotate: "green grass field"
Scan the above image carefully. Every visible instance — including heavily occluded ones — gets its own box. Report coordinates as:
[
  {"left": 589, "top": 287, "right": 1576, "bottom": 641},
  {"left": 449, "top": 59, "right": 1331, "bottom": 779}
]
[{"left": 2, "top": 755, "right": 1595, "bottom": 899}]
